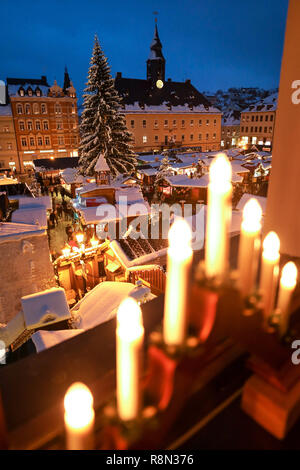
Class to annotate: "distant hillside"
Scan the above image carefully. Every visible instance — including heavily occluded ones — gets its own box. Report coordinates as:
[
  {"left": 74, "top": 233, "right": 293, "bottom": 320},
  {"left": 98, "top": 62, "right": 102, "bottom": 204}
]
[{"left": 203, "top": 87, "right": 278, "bottom": 125}]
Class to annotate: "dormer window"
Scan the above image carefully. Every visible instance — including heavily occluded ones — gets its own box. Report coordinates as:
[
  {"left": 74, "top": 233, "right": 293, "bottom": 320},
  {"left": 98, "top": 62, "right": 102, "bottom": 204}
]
[
  {"left": 27, "top": 88, "right": 33, "bottom": 97},
  {"left": 19, "top": 88, "right": 25, "bottom": 97},
  {"left": 36, "top": 88, "right": 41, "bottom": 97}
]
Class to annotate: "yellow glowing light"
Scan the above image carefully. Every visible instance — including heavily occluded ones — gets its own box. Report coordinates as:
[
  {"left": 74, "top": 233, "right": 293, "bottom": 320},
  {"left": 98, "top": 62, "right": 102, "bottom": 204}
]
[
  {"left": 80, "top": 243, "right": 85, "bottom": 253},
  {"left": 242, "top": 198, "right": 263, "bottom": 233},
  {"left": 156, "top": 79, "right": 164, "bottom": 89},
  {"left": 76, "top": 232, "right": 84, "bottom": 244},
  {"left": 280, "top": 261, "right": 298, "bottom": 289},
  {"left": 90, "top": 236, "right": 99, "bottom": 248},
  {"left": 262, "top": 231, "right": 280, "bottom": 262},
  {"left": 209, "top": 153, "right": 232, "bottom": 188},
  {"left": 64, "top": 382, "right": 94, "bottom": 430},
  {"left": 168, "top": 218, "right": 192, "bottom": 248},
  {"left": 62, "top": 245, "right": 71, "bottom": 257},
  {"left": 117, "top": 297, "right": 143, "bottom": 340}
]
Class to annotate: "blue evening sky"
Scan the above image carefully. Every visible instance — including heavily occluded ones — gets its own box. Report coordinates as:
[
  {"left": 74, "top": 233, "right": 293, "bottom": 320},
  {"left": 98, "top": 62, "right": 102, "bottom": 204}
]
[{"left": 0, "top": 0, "right": 289, "bottom": 101}]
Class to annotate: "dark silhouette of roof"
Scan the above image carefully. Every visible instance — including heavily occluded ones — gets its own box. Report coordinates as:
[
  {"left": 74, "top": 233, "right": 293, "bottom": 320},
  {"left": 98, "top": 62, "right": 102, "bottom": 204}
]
[
  {"left": 33, "top": 157, "right": 79, "bottom": 170},
  {"left": 114, "top": 75, "right": 212, "bottom": 109},
  {"left": 6, "top": 76, "right": 49, "bottom": 87}
]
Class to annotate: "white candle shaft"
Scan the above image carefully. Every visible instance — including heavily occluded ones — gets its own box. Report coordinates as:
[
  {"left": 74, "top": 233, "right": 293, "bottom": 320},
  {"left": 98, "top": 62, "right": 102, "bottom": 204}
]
[
  {"left": 277, "top": 286, "right": 293, "bottom": 337},
  {"left": 163, "top": 249, "right": 192, "bottom": 346},
  {"left": 116, "top": 330, "right": 143, "bottom": 421},
  {"left": 205, "top": 185, "right": 232, "bottom": 279},
  {"left": 65, "top": 413, "right": 94, "bottom": 450},
  {"left": 259, "top": 256, "right": 279, "bottom": 321},
  {"left": 238, "top": 230, "right": 260, "bottom": 297}
]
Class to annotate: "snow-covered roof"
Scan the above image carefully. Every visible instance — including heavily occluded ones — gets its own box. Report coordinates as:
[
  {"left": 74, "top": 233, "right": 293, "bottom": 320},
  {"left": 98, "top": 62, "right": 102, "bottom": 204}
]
[
  {"left": 61, "top": 168, "right": 86, "bottom": 185},
  {"left": 21, "top": 287, "right": 71, "bottom": 330},
  {"left": 94, "top": 154, "right": 110, "bottom": 172},
  {"left": 71, "top": 281, "right": 151, "bottom": 331},
  {"left": 242, "top": 92, "right": 278, "bottom": 113},
  {"left": 7, "top": 84, "right": 50, "bottom": 98},
  {"left": 137, "top": 168, "right": 157, "bottom": 176},
  {"left": 31, "top": 329, "right": 84, "bottom": 353},
  {"left": 137, "top": 154, "right": 164, "bottom": 163},
  {"left": 230, "top": 162, "right": 250, "bottom": 174},
  {"left": 11, "top": 205, "right": 48, "bottom": 229},
  {"left": 164, "top": 174, "right": 210, "bottom": 188},
  {"left": 124, "top": 102, "right": 221, "bottom": 114},
  {"left": 18, "top": 195, "right": 52, "bottom": 210},
  {"left": 0, "top": 222, "right": 45, "bottom": 242},
  {"left": 236, "top": 194, "right": 267, "bottom": 215}
]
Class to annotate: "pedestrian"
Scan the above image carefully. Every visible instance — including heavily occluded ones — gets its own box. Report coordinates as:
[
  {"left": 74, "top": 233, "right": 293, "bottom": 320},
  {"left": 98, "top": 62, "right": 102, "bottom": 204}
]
[
  {"left": 49, "top": 210, "right": 56, "bottom": 228},
  {"left": 65, "top": 225, "right": 73, "bottom": 239},
  {"left": 57, "top": 204, "right": 63, "bottom": 219}
]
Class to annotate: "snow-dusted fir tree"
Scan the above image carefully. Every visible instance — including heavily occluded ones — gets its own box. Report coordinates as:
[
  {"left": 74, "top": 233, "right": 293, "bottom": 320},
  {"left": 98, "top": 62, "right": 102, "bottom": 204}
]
[{"left": 79, "top": 36, "right": 137, "bottom": 176}]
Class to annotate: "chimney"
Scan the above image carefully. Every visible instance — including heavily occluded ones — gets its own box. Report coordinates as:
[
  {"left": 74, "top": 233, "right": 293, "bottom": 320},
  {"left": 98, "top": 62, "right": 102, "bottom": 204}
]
[{"left": 185, "top": 79, "right": 191, "bottom": 85}]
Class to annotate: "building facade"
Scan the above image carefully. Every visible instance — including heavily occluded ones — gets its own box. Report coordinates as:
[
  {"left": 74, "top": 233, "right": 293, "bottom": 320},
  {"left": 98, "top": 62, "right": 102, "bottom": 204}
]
[
  {"left": 114, "top": 24, "right": 222, "bottom": 153},
  {"left": 7, "top": 70, "right": 79, "bottom": 172},
  {"left": 221, "top": 110, "right": 240, "bottom": 149},
  {"left": 239, "top": 93, "right": 277, "bottom": 150},
  {"left": 0, "top": 102, "right": 19, "bottom": 172}
]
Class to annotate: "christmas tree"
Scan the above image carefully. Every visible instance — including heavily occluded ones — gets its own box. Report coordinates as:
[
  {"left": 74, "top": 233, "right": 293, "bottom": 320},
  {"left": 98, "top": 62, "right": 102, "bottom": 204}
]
[
  {"left": 79, "top": 36, "right": 137, "bottom": 176},
  {"left": 153, "top": 154, "right": 172, "bottom": 199}
]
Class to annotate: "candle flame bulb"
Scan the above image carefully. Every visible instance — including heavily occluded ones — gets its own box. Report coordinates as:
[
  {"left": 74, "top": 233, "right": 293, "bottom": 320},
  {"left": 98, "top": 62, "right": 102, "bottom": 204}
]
[
  {"left": 117, "top": 297, "right": 144, "bottom": 340},
  {"left": 168, "top": 217, "right": 192, "bottom": 257},
  {"left": 263, "top": 231, "right": 280, "bottom": 262},
  {"left": 209, "top": 153, "right": 232, "bottom": 188},
  {"left": 90, "top": 236, "right": 99, "bottom": 248},
  {"left": 64, "top": 382, "right": 95, "bottom": 450},
  {"left": 280, "top": 261, "right": 297, "bottom": 289},
  {"left": 242, "top": 198, "right": 262, "bottom": 233},
  {"left": 76, "top": 232, "right": 84, "bottom": 244}
]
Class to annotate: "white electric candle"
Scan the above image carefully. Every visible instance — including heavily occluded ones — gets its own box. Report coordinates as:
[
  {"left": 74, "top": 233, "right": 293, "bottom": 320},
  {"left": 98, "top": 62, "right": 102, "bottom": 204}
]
[
  {"left": 163, "top": 218, "right": 193, "bottom": 346},
  {"left": 116, "top": 297, "right": 144, "bottom": 421},
  {"left": 259, "top": 231, "right": 280, "bottom": 322},
  {"left": 238, "top": 198, "right": 262, "bottom": 297},
  {"left": 64, "top": 382, "right": 95, "bottom": 450},
  {"left": 205, "top": 153, "right": 232, "bottom": 280},
  {"left": 277, "top": 261, "right": 298, "bottom": 336}
]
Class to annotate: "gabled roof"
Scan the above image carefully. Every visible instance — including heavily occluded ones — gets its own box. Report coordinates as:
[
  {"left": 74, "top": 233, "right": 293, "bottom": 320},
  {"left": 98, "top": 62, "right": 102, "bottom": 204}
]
[
  {"left": 94, "top": 154, "right": 110, "bottom": 172},
  {"left": 114, "top": 75, "right": 216, "bottom": 112}
]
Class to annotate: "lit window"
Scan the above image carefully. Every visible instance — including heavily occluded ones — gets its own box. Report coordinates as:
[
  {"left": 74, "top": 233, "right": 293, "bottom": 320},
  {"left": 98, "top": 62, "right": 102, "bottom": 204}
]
[
  {"left": 57, "top": 122, "right": 63, "bottom": 130},
  {"left": 21, "top": 137, "right": 27, "bottom": 147},
  {"left": 45, "top": 136, "right": 50, "bottom": 146},
  {"left": 27, "top": 121, "right": 33, "bottom": 130},
  {"left": 36, "top": 121, "right": 41, "bottom": 130},
  {"left": 190, "top": 120, "right": 194, "bottom": 127},
  {"left": 143, "top": 136, "right": 147, "bottom": 143},
  {"left": 58, "top": 136, "right": 64, "bottom": 145},
  {"left": 164, "top": 120, "right": 168, "bottom": 127},
  {"left": 25, "top": 104, "right": 31, "bottom": 114},
  {"left": 17, "top": 104, "right": 23, "bottom": 114},
  {"left": 19, "top": 88, "right": 25, "bottom": 97},
  {"left": 41, "top": 104, "right": 47, "bottom": 114},
  {"left": 33, "top": 103, "right": 39, "bottom": 114},
  {"left": 19, "top": 121, "right": 25, "bottom": 131},
  {"left": 55, "top": 104, "right": 62, "bottom": 114},
  {"left": 37, "top": 137, "right": 43, "bottom": 146},
  {"left": 154, "top": 120, "right": 158, "bottom": 128},
  {"left": 252, "top": 136, "right": 257, "bottom": 144},
  {"left": 36, "top": 88, "right": 41, "bottom": 97},
  {"left": 28, "top": 88, "right": 33, "bottom": 97},
  {"left": 213, "top": 133, "right": 216, "bottom": 139},
  {"left": 206, "top": 120, "right": 209, "bottom": 125},
  {"left": 269, "top": 127, "right": 273, "bottom": 133},
  {"left": 43, "top": 121, "right": 49, "bottom": 130},
  {"left": 7, "top": 143, "right": 12, "bottom": 150},
  {"left": 29, "top": 137, "right": 35, "bottom": 147}
]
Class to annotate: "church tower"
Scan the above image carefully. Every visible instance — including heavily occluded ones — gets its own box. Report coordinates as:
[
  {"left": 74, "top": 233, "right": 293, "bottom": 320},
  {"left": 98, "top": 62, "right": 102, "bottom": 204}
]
[
  {"left": 63, "top": 66, "right": 71, "bottom": 92},
  {"left": 146, "top": 21, "right": 165, "bottom": 84}
]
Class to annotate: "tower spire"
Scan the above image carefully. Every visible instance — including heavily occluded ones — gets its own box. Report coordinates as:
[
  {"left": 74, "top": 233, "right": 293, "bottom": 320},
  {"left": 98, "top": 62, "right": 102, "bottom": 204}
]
[
  {"left": 146, "top": 15, "right": 165, "bottom": 83},
  {"left": 63, "top": 66, "right": 71, "bottom": 92}
]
